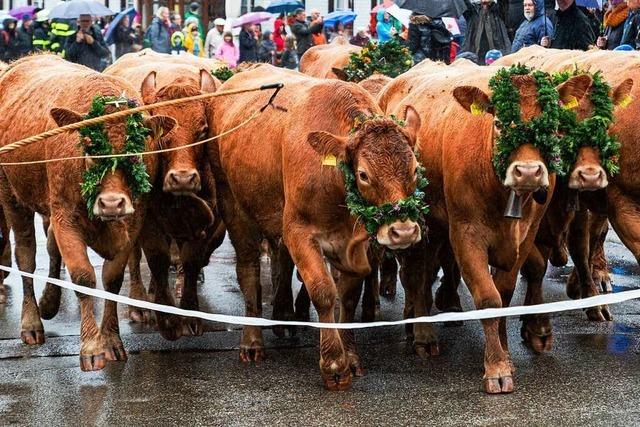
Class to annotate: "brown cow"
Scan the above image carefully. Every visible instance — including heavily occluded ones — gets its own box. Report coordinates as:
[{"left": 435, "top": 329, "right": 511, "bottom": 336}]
[
  {"left": 299, "top": 36, "right": 361, "bottom": 79},
  {"left": 388, "top": 63, "right": 591, "bottom": 393},
  {"left": 0, "top": 54, "right": 175, "bottom": 370},
  {"left": 209, "top": 64, "right": 423, "bottom": 390},
  {"left": 104, "top": 60, "right": 225, "bottom": 338},
  {"left": 358, "top": 74, "right": 392, "bottom": 98}
]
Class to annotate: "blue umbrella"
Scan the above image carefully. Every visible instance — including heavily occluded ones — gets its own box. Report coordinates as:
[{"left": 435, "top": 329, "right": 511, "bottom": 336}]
[
  {"left": 575, "top": 0, "right": 603, "bottom": 8},
  {"left": 323, "top": 10, "right": 357, "bottom": 28},
  {"left": 266, "top": 0, "right": 303, "bottom": 14},
  {"left": 104, "top": 7, "right": 136, "bottom": 45},
  {"left": 49, "top": 0, "right": 114, "bottom": 19}
]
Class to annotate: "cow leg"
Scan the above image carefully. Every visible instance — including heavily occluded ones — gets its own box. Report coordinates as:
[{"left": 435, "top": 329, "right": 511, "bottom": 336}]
[
  {"left": 338, "top": 272, "right": 365, "bottom": 376},
  {"left": 361, "top": 248, "right": 380, "bottom": 322},
  {"left": 51, "top": 216, "right": 106, "bottom": 371},
  {"left": 9, "top": 207, "right": 44, "bottom": 345},
  {"left": 285, "top": 229, "right": 350, "bottom": 391},
  {"left": 176, "top": 239, "right": 205, "bottom": 337},
  {"left": 452, "top": 230, "right": 512, "bottom": 394},
  {"left": 0, "top": 205, "right": 10, "bottom": 304},
  {"left": 270, "top": 239, "right": 297, "bottom": 337},
  {"left": 127, "top": 241, "right": 150, "bottom": 323},
  {"left": 100, "top": 250, "right": 129, "bottom": 362},
  {"left": 398, "top": 238, "right": 440, "bottom": 358},
  {"left": 567, "top": 210, "right": 610, "bottom": 321},
  {"left": 435, "top": 242, "right": 462, "bottom": 314},
  {"left": 39, "top": 225, "right": 63, "bottom": 320},
  {"left": 379, "top": 251, "right": 398, "bottom": 298},
  {"left": 589, "top": 214, "right": 612, "bottom": 293},
  {"left": 520, "top": 244, "right": 553, "bottom": 354},
  {"left": 294, "top": 275, "right": 311, "bottom": 321}
]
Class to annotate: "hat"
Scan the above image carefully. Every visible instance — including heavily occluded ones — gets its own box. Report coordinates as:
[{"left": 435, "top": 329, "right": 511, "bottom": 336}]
[
  {"left": 35, "top": 10, "right": 49, "bottom": 22},
  {"left": 185, "top": 16, "right": 199, "bottom": 27},
  {"left": 22, "top": 13, "right": 33, "bottom": 21},
  {"left": 484, "top": 49, "right": 503, "bottom": 65},
  {"left": 214, "top": 18, "right": 226, "bottom": 26},
  {"left": 614, "top": 44, "right": 634, "bottom": 51},
  {"left": 189, "top": 2, "right": 199, "bottom": 10},
  {"left": 455, "top": 51, "right": 479, "bottom": 63}
]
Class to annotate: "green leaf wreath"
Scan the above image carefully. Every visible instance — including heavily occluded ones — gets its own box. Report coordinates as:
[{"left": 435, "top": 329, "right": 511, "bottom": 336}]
[
  {"left": 489, "top": 64, "right": 564, "bottom": 180},
  {"left": 337, "top": 116, "right": 429, "bottom": 238},
  {"left": 78, "top": 95, "right": 152, "bottom": 217},
  {"left": 212, "top": 66, "right": 234, "bottom": 82},
  {"left": 343, "top": 39, "right": 413, "bottom": 83},
  {"left": 552, "top": 70, "right": 621, "bottom": 176}
]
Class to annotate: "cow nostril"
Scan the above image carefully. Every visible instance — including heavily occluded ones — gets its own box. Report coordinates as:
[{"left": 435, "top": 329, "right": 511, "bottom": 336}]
[
  {"left": 389, "top": 226, "right": 400, "bottom": 241},
  {"left": 514, "top": 167, "right": 523, "bottom": 178},
  {"left": 189, "top": 173, "right": 197, "bottom": 184},
  {"left": 170, "top": 172, "right": 179, "bottom": 183},
  {"left": 534, "top": 166, "right": 541, "bottom": 177},
  {"left": 117, "top": 198, "right": 126, "bottom": 210}
]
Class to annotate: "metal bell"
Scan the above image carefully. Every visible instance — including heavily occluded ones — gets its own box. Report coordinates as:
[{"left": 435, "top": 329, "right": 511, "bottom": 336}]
[{"left": 503, "top": 189, "right": 523, "bottom": 219}]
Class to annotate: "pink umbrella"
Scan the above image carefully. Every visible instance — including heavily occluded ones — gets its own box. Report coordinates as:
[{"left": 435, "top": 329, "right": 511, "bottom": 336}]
[
  {"left": 371, "top": 0, "right": 395, "bottom": 14},
  {"left": 233, "top": 11, "right": 273, "bottom": 28}
]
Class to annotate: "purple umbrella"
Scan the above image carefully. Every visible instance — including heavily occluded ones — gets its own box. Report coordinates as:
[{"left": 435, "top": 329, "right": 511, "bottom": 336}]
[
  {"left": 232, "top": 11, "right": 272, "bottom": 28},
  {"left": 9, "top": 5, "right": 36, "bottom": 19}
]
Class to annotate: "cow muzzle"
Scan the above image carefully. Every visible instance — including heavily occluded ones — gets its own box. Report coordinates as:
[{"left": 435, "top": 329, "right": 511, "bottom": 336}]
[
  {"left": 376, "top": 220, "right": 422, "bottom": 250},
  {"left": 163, "top": 168, "right": 202, "bottom": 195},
  {"left": 568, "top": 165, "right": 607, "bottom": 191},
  {"left": 93, "top": 192, "right": 135, "bottom": 220},
  {"left": 503, "top": 161, "right": 549, "bottom": 194}
]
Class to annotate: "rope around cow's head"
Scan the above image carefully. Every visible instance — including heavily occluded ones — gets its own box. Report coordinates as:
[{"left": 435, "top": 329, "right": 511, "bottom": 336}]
[{"left": 0, "top": 83, "right": 285, "bottom": 159}]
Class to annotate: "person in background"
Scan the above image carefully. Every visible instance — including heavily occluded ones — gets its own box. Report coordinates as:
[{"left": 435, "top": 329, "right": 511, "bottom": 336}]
[
  {"left": 329, "top": 22, "right": 346, "bottom": 42},
  {"left": 0, "top": 17, "right": 20, "bottom": 61},
  {"left": 462, "top": 0, "right": 511, "bottom": 62},
  {"left": 484, "top": 48, "right": 502, "bottom": 64},
  {"left": 620, "top": 0, "right": 640, "bottom": 49},
  {"left": 551, "top": 0, "right": 596, "bottom": 50},
  {"left": 376, "top": 10, "right": 397, "bottom": 42},
  {"left": 239, "top": 23, "right": 258, "bottom": 62},
  {"left": 350, "top": 27, "right": 370, "bottom": 47},
  {"left": 184, "top": 2, "right": 205, "bottom": 37},
  {"left": 597, "top": 0, "right": 629, "bottom": 49},
  {"left": 65, "top": 14, "right": 110, "bottom": 71},
  {"left": 204, "top": 17, "right": 225, "bottom": 58},
  {"left": 273, "top": 13, "right": 286, "bottom": 52},
  {"left": 511, "top": 0, "right": 554, "bottom": 52},
  {"left": 184, "top": 22, "right": 204, "bottom": 57},
  {"left": 312, "top": 24, "right": 327, "bottom": 45},
  {"left": 50, "top": 18, "right": 76, "bottom": 56},
  {"left": 147, "top": 6, "right": 171, "bottom": 53},
  {"left": 280, "top": 34, "right": 299, "bottom": 69},
  {"left": 291, "top": 8, "right": 323, "bottom": 57},
  {"left": 170, "top": 13, "right": 182, "bottom": 34},
  {"left": 215, "top": 31, "right": 239, "bottom": 67},
  {"left": 113, "top": 14, "right": 137, "bottom": 58},
  {"left": 170, "top": 27, "right": 186, "bottom": 54},
  {"left": 16, "top": 14, "right": 33, "bottom": 57},
  {"left": 258, "top": 30, "right": 276, "bottom": 64},
  {"left": 32, "top": 10, "right": 51, "bottom": 51}
]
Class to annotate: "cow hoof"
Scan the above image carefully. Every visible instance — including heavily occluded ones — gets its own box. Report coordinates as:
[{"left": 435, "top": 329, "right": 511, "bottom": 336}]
[
  {"left": 586, "top": 306, "right": 612, "bottom": 322},
  {"left": 322, "top": 370, "right": 352, "bottom": 391},
  {"left": 347, "top": 353, "right": 364, "bottom": 377},
  {"left": 414, "top": 342, "right": 440, "bottom": 358},
  {"left": 521, "top": 328, "right": 553, "bottom": 354},
  {"left": 566, "top": 271, "right": 581, "bottom": 300},
  {"left": 104, "top": 342, "right": 128, "bottom": 362},
  {"left": 156, "top": 313, "right": 184, "bottom": 341},
  {"left": 181, "top": 317, "right": 203, "bottom": 337},
  {"left": 80, "top": 353, "right": 107, "bottom": 372},
  {"left": 239, "top": 347, "right": 265, "bottom": 363},
  {"left": 128, "top": 307, "right": 151, "bottom": 324},
  {"left": 483, "top": 376, "right": 514, "bottom": 394},
  {"left": 435, "top": 285, "right": 462, "bottom": 313},
  {"left": 272, "top": 325, "right": 297, "bottom": 338},
  {"left": 20, "top": 330, "right": 45, "bottom": 345}
]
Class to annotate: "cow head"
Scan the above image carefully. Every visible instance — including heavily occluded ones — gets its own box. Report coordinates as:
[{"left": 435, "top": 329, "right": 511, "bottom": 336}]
[
  {"left": 567, "top": 78, "right": 633, "bottom": 191},
  {"left": 50, "top": 103, "right": 176, "bottom": 220},
  {"left": 140, "top": 70, "right": 217, "bottom": 195},
  {"left": 453, "top": 74, "right": 592, "bottom": 195},
  {"left": 308, "top": 106, "right": 423, "bottom": 250}
]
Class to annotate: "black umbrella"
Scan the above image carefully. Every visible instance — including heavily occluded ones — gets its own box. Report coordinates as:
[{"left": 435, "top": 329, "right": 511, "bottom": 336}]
[{"left": 397, "top": 0, "right": 468, "bottom": 18}]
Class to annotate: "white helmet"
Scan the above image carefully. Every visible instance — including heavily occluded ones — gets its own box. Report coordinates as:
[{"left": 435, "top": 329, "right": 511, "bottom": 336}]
[{"left": 214, "top": 18, "right": 226, "bottom": 26}]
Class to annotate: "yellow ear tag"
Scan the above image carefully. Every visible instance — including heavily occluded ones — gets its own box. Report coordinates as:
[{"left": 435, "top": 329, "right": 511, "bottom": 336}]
[
  {"left": 321, "top": 154, "right": 337, "bottom": 167},
  {"left": 562, "top": 96, "right": 579, "bottom": 110},
  {"left": 619, "top": 94, "right": 633, "bottom": 108},
  {"left": 470, "top": 102, "right": 484, "bottom": 116}
]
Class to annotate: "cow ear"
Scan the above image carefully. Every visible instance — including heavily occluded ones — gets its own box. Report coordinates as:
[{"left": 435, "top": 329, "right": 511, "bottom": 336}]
[
  {"left": 144, "top": 115, "right": 176, "bottom": 142},
  {"left": 557, "top": 74, "right": 592, "bottom": 106},
  {"left": 307, "top": 131, "right": 348, "bottom": 161},
  {"left": 402, "top": 105, "right": 421, "bottom": 148},
  {"left": 200, "top": 69, "right": 219, "bottom": 93},
  {"left": 453, "top": 86, "right": 493, "bottom": 115},
  {"left": 50, "top": 108, "right": 84, "bottom": 127},
  {"left": 331, "top": 67, "right": 349, "bottom": 81},
  {"left": 141, "top": 71, "right": 157, "bottom": 105},
  {"left": 612, "top": 78, "right": 634, "bottom": 107}
]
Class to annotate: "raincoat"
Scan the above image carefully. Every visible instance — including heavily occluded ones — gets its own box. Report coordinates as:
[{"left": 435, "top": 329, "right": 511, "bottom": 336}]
[
  {"left": 511, "top": 0, "right": 554, "bottom": 52},
  {"left": 462, "top": 0, "right": 511, "bottom": 58}
]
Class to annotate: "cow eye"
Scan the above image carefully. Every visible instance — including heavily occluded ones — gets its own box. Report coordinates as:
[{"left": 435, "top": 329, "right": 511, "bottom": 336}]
[{"left": 358, "top": 171, "right": 369, "bottom": 182}]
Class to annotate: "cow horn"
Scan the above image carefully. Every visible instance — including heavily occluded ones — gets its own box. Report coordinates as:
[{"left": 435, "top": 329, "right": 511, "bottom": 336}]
[{"left": 503, "top": 190, "right": 523, "bottom": 219}]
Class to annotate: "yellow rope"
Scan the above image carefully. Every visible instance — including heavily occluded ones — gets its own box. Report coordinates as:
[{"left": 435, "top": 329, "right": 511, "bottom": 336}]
[
  {"left": 0, "top": 110, "right": 261, "bottom": 166},
  {"left": 0, "top": 83, "right": 282, "bottom": 156}
]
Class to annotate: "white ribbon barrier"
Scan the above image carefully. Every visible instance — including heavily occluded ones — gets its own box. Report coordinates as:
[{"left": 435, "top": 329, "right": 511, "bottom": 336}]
[{"left": 1, "top": 265, "right": 637, "bottom": 329}]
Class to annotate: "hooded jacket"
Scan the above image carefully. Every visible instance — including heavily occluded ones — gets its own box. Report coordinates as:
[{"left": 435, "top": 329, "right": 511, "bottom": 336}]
[
  {"left": 511, "top": 0, "right": 554, "bottom": 52},
  {"left": 462, "top": 0, "right": 511, "bottom": 59},
  {"left": 376, "top": 9, "right": 402, "bottom": 43},
  {"left": 0, "top": 18, "right": 21, "bottom": 61},
  {"left": 551, "top": 1, "right": 595, "bottom": 50},
  {"left": 257, "top": 31, "right": 276, "bottom": 64},
  {"left": 620, "top": 8, "right": 640, "bottom": 49}
]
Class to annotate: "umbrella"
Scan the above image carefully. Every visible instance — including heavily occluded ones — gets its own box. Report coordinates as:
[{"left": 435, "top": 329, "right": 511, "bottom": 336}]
[
  {"left": 104, "top": 6, "right": 136, "bottom": 45},
  {"left": 386, "top": 3, "right": 412, "bottom": 27},
  {"left": 232, "top": 11, "right": 272, "bottom": 27},
  {"left": 266, "top": 0, "right": 303, "bottom": 14},
  {"left": 576, "top": 0, "right": 603, "bottom": 8},
  {"left": 49, "top": 0, "right": 114, "bottom": 19},
  {"left": 397, "top": 0, "right": 467, "bottom": 18},
  {"left": 9, "top": 6, "right": 36, "bottom": 19},
  {"left": 323, "top": 10, "right": 357, "bottom": 28},
  {"left": 371, "top": 0, "right": 395, "bottom": 14}
]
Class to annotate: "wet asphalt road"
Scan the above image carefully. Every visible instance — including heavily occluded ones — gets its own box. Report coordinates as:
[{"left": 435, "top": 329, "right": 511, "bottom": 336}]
[{"left": 1, "top": 218, "right": 640, "bottom": 426}]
